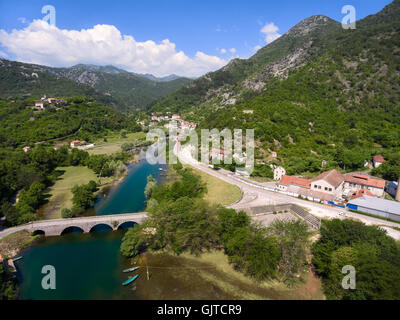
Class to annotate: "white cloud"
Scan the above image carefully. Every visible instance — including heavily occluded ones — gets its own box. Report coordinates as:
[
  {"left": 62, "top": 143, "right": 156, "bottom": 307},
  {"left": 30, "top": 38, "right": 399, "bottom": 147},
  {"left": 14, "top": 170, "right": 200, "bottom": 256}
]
[
  {"left": 229, "top": 48, "right": 236, "bottom": 54},
  {"left": 220, "top": 48, "right": 227, "bottom": 54},
  {"left": 0, "top": 20, "right": 228, "bottom": 77},
  {"left": 253, "top": 45, "right": 262, "bottom": 52},
  {"left": 260, "top": 22, "right": 281, "bottom": 44}
]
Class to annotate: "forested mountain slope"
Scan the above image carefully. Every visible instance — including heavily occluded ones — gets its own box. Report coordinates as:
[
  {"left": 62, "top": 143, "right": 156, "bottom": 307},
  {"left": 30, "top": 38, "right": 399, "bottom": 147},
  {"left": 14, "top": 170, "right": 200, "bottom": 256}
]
[
  {"left": 0, "top": 59, "right": 192, "bottom": 111},
  {"left": 152, "top": 0, "right": 400, "bottom": 179}
]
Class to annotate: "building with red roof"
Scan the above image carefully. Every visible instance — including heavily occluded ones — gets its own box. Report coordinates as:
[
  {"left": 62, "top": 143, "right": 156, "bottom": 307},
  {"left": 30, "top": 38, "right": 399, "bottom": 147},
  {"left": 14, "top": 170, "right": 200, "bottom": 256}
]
[
  {"left": 277, "top": 175, "right": 311, "bottom": 191},
  {"left": 344, "top": 173, "right": 385, "bottom": 198},
  {"left": 372, "top": 155, "right": 386, "bottom": 168}
]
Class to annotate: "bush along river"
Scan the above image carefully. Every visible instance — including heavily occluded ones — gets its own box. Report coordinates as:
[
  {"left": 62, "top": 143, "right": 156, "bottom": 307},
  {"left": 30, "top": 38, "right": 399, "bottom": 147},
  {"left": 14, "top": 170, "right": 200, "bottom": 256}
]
[{"left": 14, "top": 156, "right": 324, "bottom": 300}]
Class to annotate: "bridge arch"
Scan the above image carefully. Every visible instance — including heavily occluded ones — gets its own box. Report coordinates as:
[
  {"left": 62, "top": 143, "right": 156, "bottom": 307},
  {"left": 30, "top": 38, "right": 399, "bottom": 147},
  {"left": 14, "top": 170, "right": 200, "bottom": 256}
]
[
  {"left": 32, "top": 230, "right": 45, "bottom": 236},
  {"left": 117, "top": 221, "right": 138, "bottom": 230},
  {"left": 89, "top": 223, "right": 113, "bottom": 233},
  {"left": 61, "top": 226, "right": 84, "bottom": 235}
]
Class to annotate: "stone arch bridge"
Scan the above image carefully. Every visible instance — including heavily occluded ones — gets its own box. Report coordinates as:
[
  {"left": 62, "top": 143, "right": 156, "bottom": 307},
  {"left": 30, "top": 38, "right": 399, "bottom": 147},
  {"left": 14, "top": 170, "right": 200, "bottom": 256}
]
[{"left": 0, "top": 213, "right": 148, "bottom": 239}]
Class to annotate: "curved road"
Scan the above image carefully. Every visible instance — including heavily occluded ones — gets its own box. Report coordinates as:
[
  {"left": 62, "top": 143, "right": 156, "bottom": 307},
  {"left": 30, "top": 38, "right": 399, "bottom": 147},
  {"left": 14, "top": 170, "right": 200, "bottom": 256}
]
[{"left": 175, "top": 143, "right": 400, "bottom": 241}]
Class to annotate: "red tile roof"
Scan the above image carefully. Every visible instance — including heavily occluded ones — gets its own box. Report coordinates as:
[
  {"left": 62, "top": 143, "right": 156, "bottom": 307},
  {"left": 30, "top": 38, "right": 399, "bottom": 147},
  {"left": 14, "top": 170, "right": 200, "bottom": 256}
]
[
  {"left": 279, "top": 175, "right": 311, "bottom": 188},
  {"left": 373, "top": 155, "right": 385, "bottom": 163},
  {"left": 211, "top": 148, "right": 230, "bottom": 155},
  {"left": 345, "top": 173, "right": 385, "bottom": 189},
  {"left": 350, "top": 189, "right": 376, "bottom": 200},
  {"left": 311, "top": 170, "right": 344, "bottom": 188}
]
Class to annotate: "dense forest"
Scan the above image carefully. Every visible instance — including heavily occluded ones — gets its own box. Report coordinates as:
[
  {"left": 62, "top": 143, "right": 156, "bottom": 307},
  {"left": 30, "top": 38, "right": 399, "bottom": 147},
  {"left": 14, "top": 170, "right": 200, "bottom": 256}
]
[{"left": 312, "top": 219, "right": 400, "bottom": 299}]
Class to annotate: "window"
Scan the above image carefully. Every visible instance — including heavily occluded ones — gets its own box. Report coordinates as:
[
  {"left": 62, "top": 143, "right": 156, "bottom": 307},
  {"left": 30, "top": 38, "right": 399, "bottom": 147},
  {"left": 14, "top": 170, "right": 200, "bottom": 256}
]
[
  {"left": 314, "top": 185, "right": 318, "bottom": 189},
  {"left": 329, "top": 188, "right": 332, "bottom": 192},
  {"left": 325, "top": 187, "right": 328, "bottom": 191},
  {"left": 318, "top": 186, "right": 321, "bottom": 189}
]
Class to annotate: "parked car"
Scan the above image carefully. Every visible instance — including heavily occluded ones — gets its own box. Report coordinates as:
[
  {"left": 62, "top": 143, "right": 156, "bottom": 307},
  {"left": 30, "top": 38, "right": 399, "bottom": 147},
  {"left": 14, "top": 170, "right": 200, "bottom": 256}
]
[{"left": 338, "top": 211, "right": 346, "bottom": 217}]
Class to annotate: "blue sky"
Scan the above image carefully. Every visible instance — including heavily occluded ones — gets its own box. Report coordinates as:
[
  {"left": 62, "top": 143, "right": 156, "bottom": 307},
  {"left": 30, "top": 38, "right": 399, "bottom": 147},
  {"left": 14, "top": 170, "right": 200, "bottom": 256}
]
[{"left": 0, "top": 0, "right": 393, "bottom": 76}]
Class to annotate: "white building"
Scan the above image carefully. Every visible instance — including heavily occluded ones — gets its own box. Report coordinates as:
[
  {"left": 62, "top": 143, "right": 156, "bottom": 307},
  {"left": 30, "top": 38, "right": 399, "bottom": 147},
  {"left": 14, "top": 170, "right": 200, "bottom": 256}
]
[
  {"left": 372, "top": 155, "right": 386, "bottom": 168},
  {"left": 271, "top": 165, "right": 286, "bottom": 181}
]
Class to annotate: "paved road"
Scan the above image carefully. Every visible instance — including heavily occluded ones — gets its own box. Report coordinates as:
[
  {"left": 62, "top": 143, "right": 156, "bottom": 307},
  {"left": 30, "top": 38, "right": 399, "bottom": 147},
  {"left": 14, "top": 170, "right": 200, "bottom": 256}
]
[{"left": 175, "top": 143, "right": 400, "bottom": 241}]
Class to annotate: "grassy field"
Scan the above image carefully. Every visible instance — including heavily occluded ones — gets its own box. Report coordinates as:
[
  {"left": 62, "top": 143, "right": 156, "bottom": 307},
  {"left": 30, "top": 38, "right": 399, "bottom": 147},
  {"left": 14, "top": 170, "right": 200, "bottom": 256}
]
[
  {"left": 89, "top": 132, "right": 147, "bottom": 155},
  {"left": 188, "top": 166, "right": 242, "bottom": 206},
  {"left": 141, "top": 250, "right": 325, "bottom": 300},
  {"left": 40, "top": 166, "right": 112, "bottom": 219}
]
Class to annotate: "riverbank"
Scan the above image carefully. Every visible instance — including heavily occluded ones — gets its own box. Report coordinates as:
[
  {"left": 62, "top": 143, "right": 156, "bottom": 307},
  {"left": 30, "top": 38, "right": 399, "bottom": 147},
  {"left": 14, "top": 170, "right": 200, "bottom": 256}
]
[
  {"left": 0, "top": 230, "right": 39, "bottom": 259},
  {"left": 133, "top": 250, "right": 325, "bottom": 300}
]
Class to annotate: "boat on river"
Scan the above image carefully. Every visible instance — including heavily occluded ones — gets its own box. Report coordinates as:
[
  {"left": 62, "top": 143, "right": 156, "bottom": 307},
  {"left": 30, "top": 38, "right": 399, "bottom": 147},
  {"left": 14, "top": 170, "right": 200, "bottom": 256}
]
[
  {"left": 12, "top": 256, "right": 23, "bottom": 262},
  {"left": 123, "top": 266, "right": 140, "bottom": 273},
  {"left": 122, "top": 274, "right": 139, "bottom": 286}
]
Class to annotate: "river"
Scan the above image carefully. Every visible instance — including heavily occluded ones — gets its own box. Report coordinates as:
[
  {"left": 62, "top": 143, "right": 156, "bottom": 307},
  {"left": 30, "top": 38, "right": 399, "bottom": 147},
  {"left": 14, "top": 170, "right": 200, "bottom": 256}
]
[
  {"left": 14, "top": 157, "right": 323, "bottom": 300},
  {"left": 15, "top": 157, "right": 166, "bottom": 300}
]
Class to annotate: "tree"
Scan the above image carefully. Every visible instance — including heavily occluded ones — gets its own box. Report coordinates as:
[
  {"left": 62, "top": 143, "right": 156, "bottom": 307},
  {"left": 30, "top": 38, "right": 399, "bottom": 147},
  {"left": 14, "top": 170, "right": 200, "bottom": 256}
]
[
  {"left": 144, "top": 175, "right": 157, "bottom": 199},
  {"left": 71, "top": 181, "right": 97, "bottom": 212},
  {"left": 61, "top": 208, "right": 74, "bottom": 218}
]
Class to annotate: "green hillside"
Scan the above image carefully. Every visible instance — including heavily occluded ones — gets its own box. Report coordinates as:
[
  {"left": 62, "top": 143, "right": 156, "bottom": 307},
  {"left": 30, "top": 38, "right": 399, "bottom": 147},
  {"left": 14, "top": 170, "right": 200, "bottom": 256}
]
[
  {"left": 150, "top": 0, "right": 400, "bottom": 179},
  {"left": 0, "top": 97, "right": 141, "bottom": 147}
]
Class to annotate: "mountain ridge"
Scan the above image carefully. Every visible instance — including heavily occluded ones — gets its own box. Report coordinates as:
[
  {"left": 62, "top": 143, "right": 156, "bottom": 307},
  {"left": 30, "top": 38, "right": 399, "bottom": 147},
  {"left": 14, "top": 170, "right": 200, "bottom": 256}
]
[{"left": 0, "top": 59, "right": 192, "bottom": 111}]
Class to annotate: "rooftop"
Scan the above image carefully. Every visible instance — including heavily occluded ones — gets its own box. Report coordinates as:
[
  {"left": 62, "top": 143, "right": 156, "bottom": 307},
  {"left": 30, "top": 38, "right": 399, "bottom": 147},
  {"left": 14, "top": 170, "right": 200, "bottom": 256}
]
[
  {"left": 348, "top": 196, "right": 400, "bottom": 215},
  {"left": 279, "top": 175, "right": 311, "bottom": 188},
  {"left": 373, "top": 155, "right": 385, "bottom": 163},
  {"left": 345, "top": 173, "right": 385, "bottom": 189},
  {"left": 312, "top": 169, "right": 344, "bottom": 188}
]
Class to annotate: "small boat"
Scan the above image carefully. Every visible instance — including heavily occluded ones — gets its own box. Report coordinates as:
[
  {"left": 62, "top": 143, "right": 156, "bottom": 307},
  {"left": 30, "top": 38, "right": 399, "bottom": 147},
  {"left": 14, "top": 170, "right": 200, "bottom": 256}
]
[
  {"left": 12, "top": 256, "right": 23, "bottom": 262},
  {"left": 159, "top": 168, "right": 164, "bottom": 171},
  {"left": 123, "top": 266, "right": 140, "bottom": 273},
  {"left": 122, "top": 274, "right": 139, "bottom": 286}
]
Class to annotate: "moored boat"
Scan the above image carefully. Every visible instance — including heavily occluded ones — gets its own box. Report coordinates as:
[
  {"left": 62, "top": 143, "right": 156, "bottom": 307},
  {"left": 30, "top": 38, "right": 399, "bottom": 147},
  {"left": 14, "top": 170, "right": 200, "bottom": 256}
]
[
  {"left": 122, "top": 266, "right": 140, "bottom": 273},
  {"left": 122, "top": 274, "right": 139, "bottom": 286}
]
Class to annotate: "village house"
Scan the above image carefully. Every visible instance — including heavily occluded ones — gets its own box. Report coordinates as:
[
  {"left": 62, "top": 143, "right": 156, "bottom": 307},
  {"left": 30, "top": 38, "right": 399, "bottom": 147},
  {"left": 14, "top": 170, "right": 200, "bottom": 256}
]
[
  {"left": 172, "top": 114, "right": 181, "bottom": 120},
  {"left": 270, "top": 165, "right": 286, "bottom": 181},
  {"left": 243, "top": 110, "right": 254, "bottom": 114},
  {"left": 271, "top": 151, "right": 277, "bottom": 158},
  {"left": 210, "top": 148, "right": 230, "bottom": 162},
  {"left": 310, "top": 170, "right": 345, "bottom": 199},
  {"left": 343, "top": 173, "right": 385, "bottom": 198},
  {"left": 32, "top": 101, "right": 45, "bottom": 111},
  {"left": 276, "top": 175, "right": 311, "bottom": 192},
  {"left": 70, "top": 140, "right": 82, "bottom": 148},
  {"left": 277, "top": 169, "right": 346, "bottom": 202},
  {"left": 372, "top": 155, "right": 386, "bottom": 168},
  {"left": 23, "top": 146, "right": 31, "bottom": 153}
]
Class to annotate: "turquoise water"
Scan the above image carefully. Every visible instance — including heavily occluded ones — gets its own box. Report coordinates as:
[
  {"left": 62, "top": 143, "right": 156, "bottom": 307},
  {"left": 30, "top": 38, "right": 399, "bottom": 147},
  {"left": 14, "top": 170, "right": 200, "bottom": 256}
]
[
  {"left": 16, "top": 158, "right": 166, "bottom": 300},
  {"left": 95, "top": 157, "right": 166, "bottom": 215}
]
